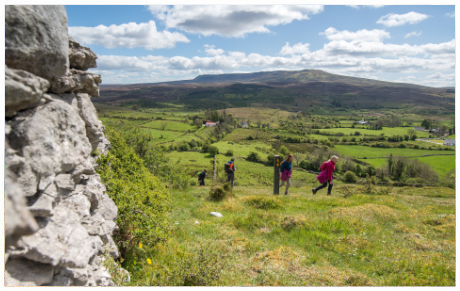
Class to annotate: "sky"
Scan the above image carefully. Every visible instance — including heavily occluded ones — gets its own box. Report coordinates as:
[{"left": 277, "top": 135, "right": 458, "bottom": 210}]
[{"left": 63, "top": 3, "right": 456, "bottom": 87}]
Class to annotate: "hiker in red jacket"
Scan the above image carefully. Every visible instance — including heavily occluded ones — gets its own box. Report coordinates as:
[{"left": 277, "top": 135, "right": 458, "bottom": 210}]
[{"left": 312, "top": 155, "right": 339, "bottom": 196}]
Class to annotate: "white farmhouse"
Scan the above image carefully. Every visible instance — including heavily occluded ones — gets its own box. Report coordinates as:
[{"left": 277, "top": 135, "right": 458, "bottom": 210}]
[{"left": 443, "top": 138, "right": 455, "bottom": 146}]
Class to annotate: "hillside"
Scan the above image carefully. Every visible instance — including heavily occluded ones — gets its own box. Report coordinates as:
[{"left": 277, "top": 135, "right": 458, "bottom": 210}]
[{"left": 98, "top": 69, "right": 455, "bottom": 114}]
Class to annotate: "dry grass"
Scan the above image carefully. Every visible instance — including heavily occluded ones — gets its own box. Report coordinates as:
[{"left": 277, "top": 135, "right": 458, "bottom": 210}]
[{"left": 328, "top": 203, "right": 398, "bottom": 221}]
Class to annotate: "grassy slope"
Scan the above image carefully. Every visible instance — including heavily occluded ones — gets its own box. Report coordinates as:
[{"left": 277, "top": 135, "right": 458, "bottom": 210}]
[
  {"left": 132, "top": 184, "right": 455, "bottom": 286},
  {"left": 142, "top": 120, "right": 196, "bottom": 131},
  {"left": 334, "top": 145, "right": 452, "bottom": 158},
  {"left": 319, "top": 127, "right": 430, "bottom": 138}
]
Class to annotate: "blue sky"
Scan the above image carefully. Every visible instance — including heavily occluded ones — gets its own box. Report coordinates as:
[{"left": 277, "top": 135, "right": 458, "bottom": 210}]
[{"left": 65, "top": 3, "right": 455, "bottom": 87}]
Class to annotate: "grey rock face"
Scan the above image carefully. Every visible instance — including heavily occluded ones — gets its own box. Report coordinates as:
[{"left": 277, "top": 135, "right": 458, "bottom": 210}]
[
  {"left": 69, "top": 36, "right": 97, "bottom": 70},
  {"left": 5, "top": 258, "right": 54, "bottom": 286},
  {"left": 5, "top": 5, "right": 69, "bottom": 83},
  {"left": 49, "top": 266, "right": 89, "bottom": 286},
  {"left": 54, "top": 174, "right": 76, "bottom": 191},
  {"left": 94, "top": 193, "right": 118, "bottom": 222},
  {"left": 4, "top": 169, "right": 39, "bottom": 248},
  {"left": 77, "top": 93, "right": 105, "bottom": 151},
  {"left": 50, "top": 69, "right": 101, "bottom": 96},
  {"left": 7, "top": 100, "right": 92, "bottom": 196},
  {"left": 4, "top": 5, "right": 126, "bottom": 286},
  {"left": 28, "top": 193, "right": 55, "bottom": 217},
  {"left": 5, "top": 66, "right": 50, "bottom": 117},
  {"left": 20, "top": 206, "right": 102, "bottom": 268}
]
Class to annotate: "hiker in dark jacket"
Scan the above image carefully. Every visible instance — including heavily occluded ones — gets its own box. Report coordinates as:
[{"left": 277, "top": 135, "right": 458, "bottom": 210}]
[
  {"left": 198, "top": 169, "right": 207, "bottom": 186},
  {"left": 312, "top": 155, "right": 339, "bottom": 196},
  {"left": 280, "top": 154, "right": 294, "bottom": 195},
  {"left": 226, "top": 158, "right": 236, "bottom": 188}
]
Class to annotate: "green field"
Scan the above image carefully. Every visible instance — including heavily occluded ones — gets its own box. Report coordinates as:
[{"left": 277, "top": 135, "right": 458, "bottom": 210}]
[
  {"left": 222, "top": 128, "right": 275, "bottom": 141},
  {"left": 334, "top": 145, "right": 453, "bottom": 158},
  {"left": 213, "top": 141, "right": 273, "bottom": 158},
  {"left": 319, "top": 127, "right": 430, "bottom": 138},
  {"left": 142, "top": 120, "right": 196, "bottom": 132}
]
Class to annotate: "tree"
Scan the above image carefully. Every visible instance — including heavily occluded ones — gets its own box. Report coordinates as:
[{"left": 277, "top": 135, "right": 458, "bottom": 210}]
[
  {"left": 421, "top": 119, "right": 430, "bottom": 129},
  {"left": 292, "top": 152, "right": 306, "bottom": 167},
  {"left": 160, "top": 122, "right": 168, "bottom": 130},
  {"left": 407, "top": 129, "right": 416, "bottom": 140},
  {"left": 193, "top": 118, "right": 203, "bottom": 128}
]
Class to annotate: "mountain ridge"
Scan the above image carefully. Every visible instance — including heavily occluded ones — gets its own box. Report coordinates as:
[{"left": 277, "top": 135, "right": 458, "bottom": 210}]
[{"left": 100, "top": 69, "right": 454, "bottom": 90}]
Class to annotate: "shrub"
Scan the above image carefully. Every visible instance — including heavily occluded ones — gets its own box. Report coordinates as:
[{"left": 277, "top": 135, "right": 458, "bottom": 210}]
[
  {"left": 405, "top": 177, "right": 429, "bottom": 186},
  {"left": 207, "top": 145, "right": 219, "bottom": 155},
  {"left": 149, "top": 243, "right": 224, "bottom": 286},
  {"left": 208, "top": 183, "right": 232, "bottom": 201},
  {"left": 247, "top": 135, "right": 255, "bottom": 140},
  {"left": 97, "top": 128, "right": 171, "bottom": 262},
  {"left": 398, "top": 143, "right": 407, "bottom": 148},
  {"left": 179, "top": 143, "right": 190, "bottom": 151},
  {"left": 201, "top": 143, "right": 210, "bottom": 153},
  {"left": 413, "top": 144, "right": 420, "bottom": 149},
  {"left": 225, "top": 149, "right": 234, "bottom": 156},
  {"left": 366, "top": 165, "right": 376, "bottom": 176},
  {"left": 279, "top": 145, "right": 288, "bottom": 156},
  {"left": 280, "top": 216, "right": 305, "bottom": 231},
  {"left": 247, "top": 151, "right": 260, "bottom": 162},
  {"left": 244, "top": 196, "right": 284, "bottom": 210},
  {"left": 343, "top": 171, "right": 358, "bottom": 183}
]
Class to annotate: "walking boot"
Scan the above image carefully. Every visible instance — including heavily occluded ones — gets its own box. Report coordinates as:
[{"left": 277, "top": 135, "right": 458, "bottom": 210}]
[{"left": 312, "top": 188, "right": 317, "bottom": 195}]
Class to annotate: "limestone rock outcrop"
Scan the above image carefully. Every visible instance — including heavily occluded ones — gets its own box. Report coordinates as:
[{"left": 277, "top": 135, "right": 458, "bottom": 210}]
[
  {"left": 51, "top": 69, "right": 101, "bottom": 97},
  {"left": 5, "top": 67, "right": 50, "bottom": 117},
  {"left": 5, "top": 5, "right": 126, "bottom": 287},
  {"left": 69, "top": 37, "right": 98, "bottom": 71},
  {"left": 5, "top": 5, "right": 69, "bottom": 83}
]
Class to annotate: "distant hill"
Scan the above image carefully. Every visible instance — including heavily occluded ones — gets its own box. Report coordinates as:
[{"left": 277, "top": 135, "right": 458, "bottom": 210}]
[
  {"left": 188, "top": 69, "right": 426, "bottom": 88},
  {"left": 98, "top": 69, "right": 455, "bottom": 114}
]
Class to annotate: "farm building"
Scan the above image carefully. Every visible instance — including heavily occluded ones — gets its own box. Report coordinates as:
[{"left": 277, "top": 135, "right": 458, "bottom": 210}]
[
  {"left": 203, "top": 120, "right": 218, "bottom": 127},
  {"left": 443, "top": 138, "right": 455, "bottom": 146},
  {"left": 414, "top": 126, "right": 426, "bottom": 131},
  {"left": 240, "top": 122, "right": 249, "bottom": 128},
  {"left": 357, "top": 121, "right": 368, "bottom": 125}
]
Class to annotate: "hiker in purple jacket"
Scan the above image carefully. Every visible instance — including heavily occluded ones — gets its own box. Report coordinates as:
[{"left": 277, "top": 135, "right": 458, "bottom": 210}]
[
  {"left": 312, "top": 155, "right": 339, "bottom": 196},
  {"left": 280, "top": 154, "right": 294, "bottom": 195}
]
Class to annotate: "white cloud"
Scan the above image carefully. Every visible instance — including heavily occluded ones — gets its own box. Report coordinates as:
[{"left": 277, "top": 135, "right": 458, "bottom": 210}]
[
  {"left": 148, "top": 5, "right": 324, "bottom": 37},
  {"left": 204, "top": 44, "right": 225, "bottom": 56},
  {"left": 321, "top": 38, "right": 454, "bottom": 57},
  {"left": 348, "top": 5, "right": 385, "bottom": 9},
  {"left": 377, "top": 12, "right": 429, "bottom": 27},
  {"left": 395, "top": 73, "right": 455, "bottom": 87},
  {"left": 320, "top": 27, "right": 390, "bottom": 42},
  {"left": 279, "top": 42, "right": 310, "bottom": 55},
  {"left": 445, "top": 12, "right": 455, "bottom": 18},
  {"left": 95, "top": 55, "right": 169, "bottom": 71},
  {"left": 404, "top": 31, "right": 422, "bottom": 38},
  {"left": 69, "top": 21, "right": 189, "bottom": 50},
  {"left": 92, "top": 28, "right": 454, "bottom": 87}
]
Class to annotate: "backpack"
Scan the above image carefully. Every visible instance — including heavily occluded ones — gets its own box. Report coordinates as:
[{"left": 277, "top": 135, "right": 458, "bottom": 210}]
[
  {"left": 224, "top": 162, "right": 232, "bottom": 173},
  {"left": 197, "top": 171, "right": 201, "bottom": 176}
]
